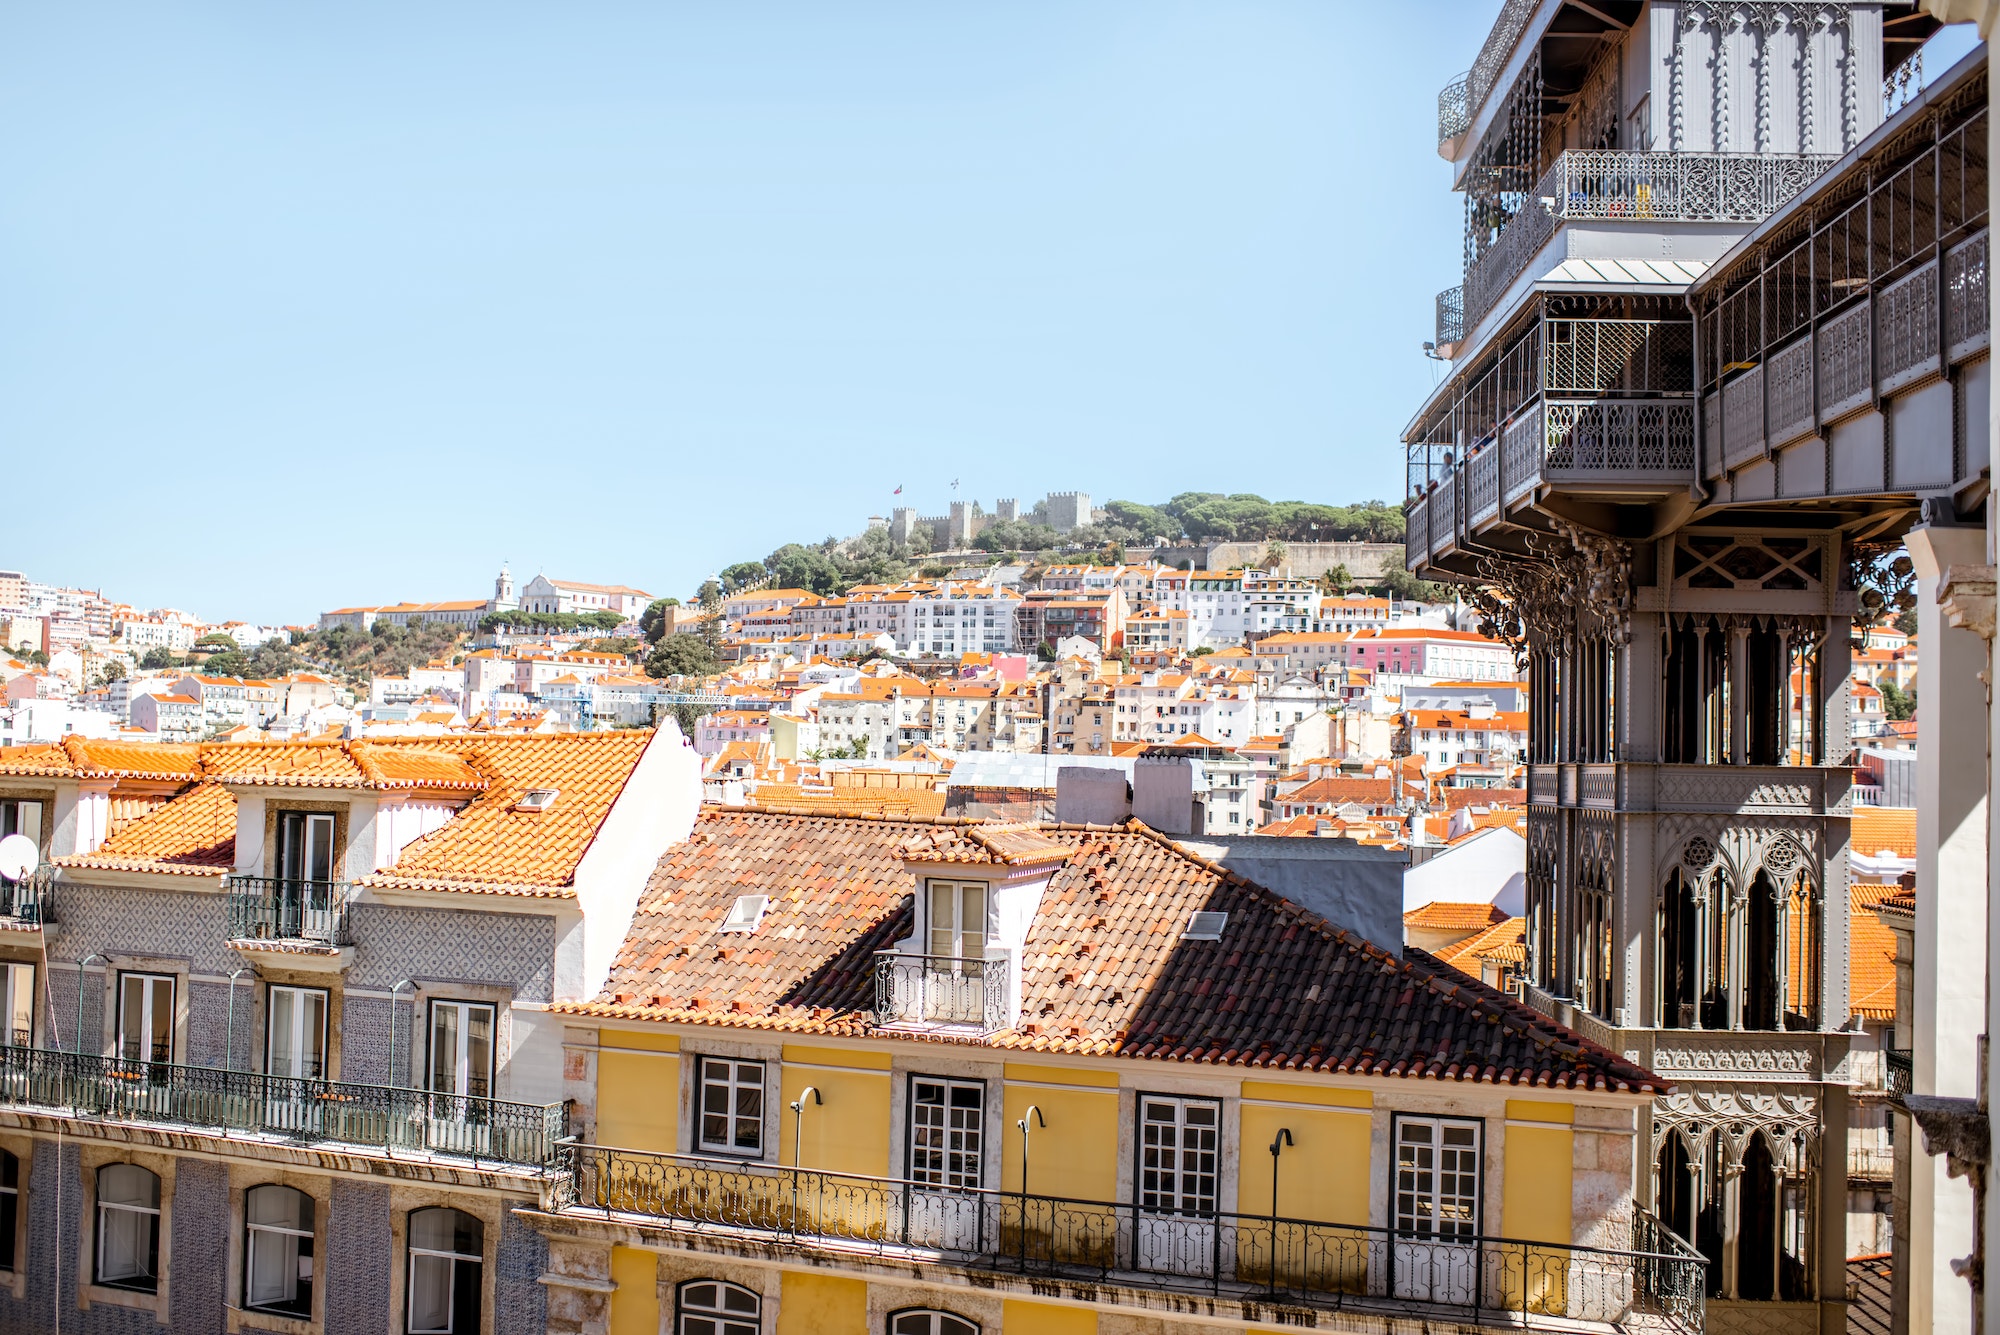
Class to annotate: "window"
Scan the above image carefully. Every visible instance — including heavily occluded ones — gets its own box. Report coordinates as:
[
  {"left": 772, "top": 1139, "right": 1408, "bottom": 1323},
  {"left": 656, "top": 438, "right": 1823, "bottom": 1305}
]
[
  {"left": 1394, "top": 1116, "right": 1481, "bottom": 1240},
  {"left": 407, "top": 1208, "right": 481, "bottom": 1334},
  {"left": 0, "top": 1150, "right": 16, "bottom": 1271},
  {"left": 0, "top": 799, "right": 41, "bottom": 848},
  {"left": 1138, "top": 1094, "right": 1219, "bottom": 1215},
  {"left": 698, "top": 1058, "right": 764, "bottom": 1155},
  {"left": 890, "top": 1312, "right": 979, "bottom": 1335},
  {"left": 267, "top": 986, "right": 327, "bottom": 1081},
  {"left": 908, "top": 1077, "right": 983, "bottom": 1190},
  {"left": 95, "top": 1164, "right": 161, "bottom": 1293},
  {"left": 427, "top": 1001, "right": 494, "bottom": 1100},
  {"left": 244, "top": 1184, "right": 314, "bottom": 1317},
  {"left": 276, "top": 811, "right": 336, "bottom": 883},
  {"left": 677, "top": 1280, "right": 760, "bottom": 1335},
  {"left": 1, "top": 963, "right": 31, "bottom": 1047},
  {"left": 927, "top": 881, "right": 987, "bottom": 966},
  {"left": 118, "top": 973, "right": 174, "bottom": 1066}
]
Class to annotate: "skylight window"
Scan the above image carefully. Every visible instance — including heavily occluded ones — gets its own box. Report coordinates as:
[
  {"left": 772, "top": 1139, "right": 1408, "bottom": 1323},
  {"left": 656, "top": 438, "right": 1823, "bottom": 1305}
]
[
  {"left": 515, "top": 789, "right": 560, "bottom": 812},
  {"left": 1182, "top": 911, "right": 1229, "bottom": 941},
  {"left": 719, "top": 895, "right": 770, "bottom": 934}
]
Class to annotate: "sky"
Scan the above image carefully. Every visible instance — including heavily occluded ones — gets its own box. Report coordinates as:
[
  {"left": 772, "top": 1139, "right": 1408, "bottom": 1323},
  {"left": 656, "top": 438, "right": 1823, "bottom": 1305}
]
[{"left": 0, "top": 6, "right": 1975, "bottom": 625}]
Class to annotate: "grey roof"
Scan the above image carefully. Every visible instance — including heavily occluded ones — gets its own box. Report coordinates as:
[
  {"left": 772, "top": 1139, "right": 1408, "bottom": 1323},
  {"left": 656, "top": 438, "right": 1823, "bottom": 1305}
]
[{"left": 943, "top": 752, "right": 1135, "bottom": 791}]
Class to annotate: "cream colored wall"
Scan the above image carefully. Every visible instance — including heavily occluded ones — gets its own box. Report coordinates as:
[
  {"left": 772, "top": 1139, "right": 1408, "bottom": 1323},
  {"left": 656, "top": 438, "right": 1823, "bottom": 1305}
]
[
  {"left": 780, "top": 1045, "right": 893, "bottom": 1178},
  {"left": 1001, "top": 1063, "right": 1120, "bottom": 1202},
  {"left": 1500, "top": 1099, "right": 1574, "bottom": 1242},
  {"left": 608, "top": 1247, "right": 659, "bottom": 1335},
  {"left": 1236, "top": 1082, "right": 1372, "bottom": 1226},
  {"left": 777, "top": 1271, "right": 869, "bottom": 1335}
]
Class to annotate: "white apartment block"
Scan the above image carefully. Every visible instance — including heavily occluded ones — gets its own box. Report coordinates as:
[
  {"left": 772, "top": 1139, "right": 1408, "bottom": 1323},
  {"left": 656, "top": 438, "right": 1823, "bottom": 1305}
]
[
  {"left": 516, "top": 575, "right": 653, "bottom": 618},
  {"left": 1113, "top": 673, "right": 1255, "bottom": 745}
]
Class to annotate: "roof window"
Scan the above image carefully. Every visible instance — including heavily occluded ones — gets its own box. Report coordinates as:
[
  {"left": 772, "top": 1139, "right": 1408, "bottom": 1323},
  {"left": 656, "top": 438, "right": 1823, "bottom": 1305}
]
[
  {"left": 1182, "top": 911, "right": 1229, "bottom": 941},
  {"left": 514, "top": 788, "right": 560, "bottom": 812},
  {"left": 719, "top": 894, "right": 770, "bottom": 934}
]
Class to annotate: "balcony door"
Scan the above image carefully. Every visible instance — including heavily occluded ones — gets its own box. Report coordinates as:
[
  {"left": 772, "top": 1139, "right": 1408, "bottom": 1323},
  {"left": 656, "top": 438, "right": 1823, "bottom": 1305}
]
[
  {"left": 905, "top": 1076, "right": 984, "bottom": 1251},
  {"left": 266, "top": 986, "right": 327, "bottom": 1082},
  {"left": 1135, "top": 1094, "right": 1219, "bottom": 1278},
  {"left": 117, "top": 973, "right": 174, "bottom": 1068},
  {"left": 428, "top": 1001, "right": 494, "bottom": 1101},
  {"left": 1392, "top": 1116, "right": 1482, "bottom": 1305},
  {"left": 923, "top": 881, "right": 987, "bottom": 1024},
  {"left": 1, "top": 963, "right": 31, "bottom": 1049},
  {"left": 276, "top": 813, "right": 337, "bottom": 938}
]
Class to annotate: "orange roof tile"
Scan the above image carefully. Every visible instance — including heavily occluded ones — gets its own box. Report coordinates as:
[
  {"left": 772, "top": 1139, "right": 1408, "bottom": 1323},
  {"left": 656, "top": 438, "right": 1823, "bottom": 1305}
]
[
  {"left": 1851, "top": 884, "right": 1901, "bottom": 1020},
  {"left": 1853, "top": 806, "right": 1917, "bottom": 859},
  {"left": 62, "top": 783, "right": 237, "bottom": 877},
  {"left": 1434, "top": 916, "right": 1526, "bottom": 972},
  {"left": 565, "top": 809, "right": 1661, "bottom": 1091},
  {"left": 1404, "top": 901, "right": 1510, "bottom": 932}
]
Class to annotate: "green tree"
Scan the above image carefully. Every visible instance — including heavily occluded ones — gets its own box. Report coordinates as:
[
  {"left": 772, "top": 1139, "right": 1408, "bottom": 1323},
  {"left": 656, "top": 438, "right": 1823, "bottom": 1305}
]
[
  {"left": 139, "top": 646, "right": 180, "bottom": 671},
  {"left": 98, "top": 659, "right": 128, "bottom": 683},
  {"left": 1879, "top": 679, "right": 1916, "bottom": 721},
  {"left": 639, "top": 598, "right": 680, "bottom": 643},
  {"left": 695, "top": 580, "right": 724, "bottom": 656},
  {"left": 766, "top": 543, "right": 843, "bottom": 595},
  {"left": 200, "top": 649, "right": 251, "bottom": 678},
  {"left": 720, "top": 561, "right": 767, "bottom": 592},
  {"left": 1102, "top": 500, "right": 1178, "bottom": 541},
  {"left": 645, "top": 632, "right": 718, "bottom": 680}
]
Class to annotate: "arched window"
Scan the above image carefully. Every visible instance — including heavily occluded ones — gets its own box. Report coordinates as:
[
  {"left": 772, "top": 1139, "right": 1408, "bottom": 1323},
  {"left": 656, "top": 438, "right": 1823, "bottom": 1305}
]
[
  {"left": 244, "top": 1184, "right": 314, "bottom": 1317},
  {"left": 96, "top": 1164, "right": 161, "bottom": 1293},
  {"left": 676, "top": 1280, "right": 760, "bottom": 1335},
  {"left": 407, "top": 1207, "right": 482, "bottom": 1334},
  {"left": 889, "top": 1312, "right": 979, "bottom": 1335},
  {"left": 0, "top": 1149, "right": 18, "bottom": 1271}
]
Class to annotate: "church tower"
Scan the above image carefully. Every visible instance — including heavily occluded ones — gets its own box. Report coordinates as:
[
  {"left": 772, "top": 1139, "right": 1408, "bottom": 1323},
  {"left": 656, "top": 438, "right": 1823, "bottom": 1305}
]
[{"left": 493, "top": 563, "right": 517, "bottom": 611}]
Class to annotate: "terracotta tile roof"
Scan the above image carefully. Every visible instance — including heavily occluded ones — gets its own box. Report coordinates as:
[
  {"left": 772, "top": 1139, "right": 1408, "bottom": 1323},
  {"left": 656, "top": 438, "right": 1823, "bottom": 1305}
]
[
  {"left": 61, "top": 783, "right": 236, "bottom": 877},
  {"left": 1441, "top": 786, "right": 1525, "bottom": 811},
  {"left": 1853, "top": 806, "right": 1917, "bottom": 859},
  {"left": 745, "top": 788, "right": 948, "bottom": 820},
  {"left": 0, "top": 738, "right": 206, "bottom": 782},
  {"left": 1434, "top": 916, "right": 1526, "bottom": 972},
  {"left": 1280, "top": 776, "right": 1395, "bottom": 806},
  {"left": 1850, "top": 884, "right": 1901, "bottom": 1020},
  {"left": 565, "top": 809, "right": 1664, "bottom": 1091},
  {"left": 1404, "top": 901, "right": 1509, "bottom": 933}
]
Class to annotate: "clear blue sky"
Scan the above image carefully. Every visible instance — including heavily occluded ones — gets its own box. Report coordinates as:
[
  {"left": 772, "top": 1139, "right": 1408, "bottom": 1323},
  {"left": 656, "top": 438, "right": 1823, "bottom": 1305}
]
[{"left": 3, "top": 5, "right": 1964, "bottom": 624}]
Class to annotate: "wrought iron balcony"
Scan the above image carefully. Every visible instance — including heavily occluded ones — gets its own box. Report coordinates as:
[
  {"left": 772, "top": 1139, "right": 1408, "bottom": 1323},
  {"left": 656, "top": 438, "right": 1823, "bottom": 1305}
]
[
  {"left": 1887, "top": 1048, "right": 1913, "bottom": 1097},
  {"left": 0, "top": 1045, "right": 567, "bottom": 1170},
  {"left": 1434, "top": 286, "right": 1463, "bottom": 356},
  {"left": 225, "top": 875, "right": 353, "bottom": 947},
  {"left": 1463, "top": 151, "right": 1837, "bottom": 338},
  {"left": 0, "top": 868, "right": 55, "bottom": 926},
  {"left": 874, "top": 953, "right": 1010, "bottom": 1033},
  {"left": 556, "top": 1145, "right": 1706, "bottom": 1334},
  {"left": 1436, "top": 72, "right": 1470, "bottom": 151}
]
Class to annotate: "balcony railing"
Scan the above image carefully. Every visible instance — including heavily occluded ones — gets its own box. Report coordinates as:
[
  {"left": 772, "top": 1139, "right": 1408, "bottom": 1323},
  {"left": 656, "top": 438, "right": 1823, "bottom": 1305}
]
[
  {"left": 0, "top": 868, "right": 55, "bottom": 926},
  {"left": 1435, "top": 285, "right": 1464, "bottom": 353},
  {"left": 225, "top": 875, "right": 353, "bottom": 947},
  {"left": 1887, "top": 1048, "right": 1913, "bottom": 1096},
  {"left": 1437, "top": 72, "right": 1470, "bottom": 149},
  {"left": 557, "top": 1145, "right": 1706, "bottom": 1334},
  {"left": 874, "top": 952, "right": 1010, "bottom": 1033},
  {"left": 1456, "top": 0, "right": 1540, "bottom": 149},
  {"left": 1464, "top": 151, "right": 1838, "bottom": 337},
  {"left": 1848, "top": 1141, "right": 1895, "bottom": 1181},
  {"left": 0, "top": 1045, "right": 566, "bottom": 1170}
]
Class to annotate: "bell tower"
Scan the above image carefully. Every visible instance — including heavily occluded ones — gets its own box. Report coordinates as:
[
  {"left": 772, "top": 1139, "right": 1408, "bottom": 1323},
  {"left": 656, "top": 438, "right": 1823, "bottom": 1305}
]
[{"left": 494, "top": 562, "right": 517, "bottom": 611}]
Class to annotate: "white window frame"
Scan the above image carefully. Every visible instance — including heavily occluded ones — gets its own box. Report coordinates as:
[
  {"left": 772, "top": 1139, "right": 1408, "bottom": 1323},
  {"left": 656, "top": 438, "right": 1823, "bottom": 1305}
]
[
  {"left": 696, "top": 1056, "right": 766, "bottom": 1156},
  {"left": 925, "top": 880, "right": 988, "bottom": 966},
  {"left": 117, "top": 972, "right": 175, "bottom": 1066},
  {"left": 1136, "top": 1093, "right": 1220, "bottom": 1216},
  {"left": 276, "top": 810, "right": 337, "bottom": 883},
  {"left": 94, "top": 1164, "right": 161, "bottom": 1293},
  {"left": 426, "top": 1000, "right": 496, "bottom": 1100},
  {"left": 266, "top": 985, "right": 328, "bottom": 1082},
  {"left": 676, "top": 1279, "right": 761, "bottom": 1335},
  {"left": 1392, "top": 1114, "right": 1483, "bottom": 1240},
  {"left": 1, "top": 962, "right": 32, "bottom": 1048},
  {"left": 243, "top": 1183, "right": 314, "bottom": 1317},
  {"left": 405, "top": 1208, "right": 482, "bottom": 1335},
  {"left": 890, "top": 1311, "right": 980, "bottom": 1335},
  {"left": 907, "top": 1075, "right": 984, "bottom": 1191}
]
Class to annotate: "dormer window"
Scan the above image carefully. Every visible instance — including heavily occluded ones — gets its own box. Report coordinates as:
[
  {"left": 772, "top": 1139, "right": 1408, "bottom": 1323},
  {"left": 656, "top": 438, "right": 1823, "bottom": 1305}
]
[
  {"left": 515, "top": 789, "right": 559, "bottom": 812},
  {"left": 927, "top": 880, "right": 988, "bottom": 966},
  {"left": 277, "top": 812, "right": 336, "bottom": 884}
]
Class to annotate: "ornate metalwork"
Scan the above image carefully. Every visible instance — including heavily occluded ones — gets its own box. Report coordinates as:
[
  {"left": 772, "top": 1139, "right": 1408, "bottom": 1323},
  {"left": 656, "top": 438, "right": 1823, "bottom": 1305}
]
[
  {"left": 1815, "top": 300, "right": 1873, "bottom": 420},
  {"left": 1437, "top": 72, "right": 1471, "bottom": 148},
  {"left": 1878, "top": 259, "right": 1940, "bottom": 393},
  {"left": 1502, "top": 408, "right": 1541, "bottom": 503},
  {"left": 1946, "top": 232, "right": 1990, "bottom": 359},
  {"left": 1436, "top": 284, "right": 1465, "bottom": 350},
  {"left": 0, "top": 1045, "right": 568, "bottom": 1169},
  {"left": 1544, "top": 400, "right": 1695, "bottom": 474},
  {"left": 1553, "top": 520, "right": 1634, "bottom": 646},
  {"left": 225, "top": 874, "right": 353, "bottom": 946},
  {"left": 1651, "top": 1085, "right": 1821, "bottom": 1177},
  {"left": 559, "top": 1143, "right": 1708, "bottom": 1332},
  {"left": 0, "top": 868, "right": 54, "bottom": 926},
  {"left": 874, "top": 952, "right": 1011, "bottom": 1033},
  {"left": 1681, "top": 837, "right": 1717, "bottom": 873},
  {"left": 1848, "top": 541, "right": 1918, "bottom": 623},
  {"left": 1720, "top": 366, "right": 1765, "bottom": 467},
  {"left": 1458, "top": 0, "right": 1540, "bottom": 147},
  {"left": 1405, "top": 496, "right": 1428, "bottom": 571},
  {"left": 1467, "top": 446, "right": 1500, "bottom": 526},
  {"left": 1766, "top": 335, "right": 1814, "bottom": 447},
  {"left": 1884, "top": 49, "right": 1924, "bottom": 117}
]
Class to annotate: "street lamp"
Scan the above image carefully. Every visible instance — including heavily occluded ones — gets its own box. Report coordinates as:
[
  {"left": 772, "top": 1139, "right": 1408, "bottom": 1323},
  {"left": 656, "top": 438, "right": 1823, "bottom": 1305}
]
[
  {"left": 1016, "top": 1105, "right": 1046, "bottom": 1268},
  {"left": 1267, "top": 1128, "right": 1294, "bottom": 1293}
]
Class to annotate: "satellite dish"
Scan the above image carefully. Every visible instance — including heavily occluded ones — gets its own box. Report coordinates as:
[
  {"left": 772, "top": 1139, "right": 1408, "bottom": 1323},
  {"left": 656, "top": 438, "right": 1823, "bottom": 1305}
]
[{"left": 0, "top": 834, "right": 36, "bottom": 884}]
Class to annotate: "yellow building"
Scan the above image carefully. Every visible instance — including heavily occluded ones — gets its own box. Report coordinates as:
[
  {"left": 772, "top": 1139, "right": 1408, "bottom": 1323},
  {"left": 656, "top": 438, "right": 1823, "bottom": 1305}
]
[{"left": 529, "top": 808, "right": 1697, "bottom": 1335}]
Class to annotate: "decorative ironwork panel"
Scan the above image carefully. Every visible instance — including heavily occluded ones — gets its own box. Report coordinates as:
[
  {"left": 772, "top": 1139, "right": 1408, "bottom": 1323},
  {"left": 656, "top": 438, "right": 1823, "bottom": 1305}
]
[
  {"left": 1580, "top": 765, "right": 1619, "bottom": 810},
  {"left": 1405, "top": 497, "right": 1428, "bottom": 570},
  {"left": 1766, "top": 335, "right": 1815, "bottom": 446},
  {"left": 1467, "top": 446, "right": 1499, "bottom": 525},
  {"left": 1544, "top": 400, "right": 1695, "bottom": 474},
  {"left": 1721, "top": 366, "right": 1765, "bottom": 467},
  {"left": 1436, "top": 284, "right": 1465, "bottom": 350},
  {"left": 1558, "top": 766, "right": 1578, "bottom": 807},
  {"left": 1545, "top": 320, "right": 1693, "bottom": 396},
  {"left": 1877, "top": 259, "right": 1940, "bottom": 394},
  {"left": 1502, "top": 406, "right": 1541, "bottom": 502},
  {"left": 1552, "top": 151, "right": 1836, "bottom": 223},
  {"left": 1437, "top": 73, "right": 1471, "bottom": 147},
  {"left": 1816, "top": 300, "right": 1872, "bottom": 421},
  {"left": 1654, "top": 765, "right": 1829, "bottom": 815},
  {"left": 1946, "top": 231, "right": 1990, "bottom": 362},
  {"left": 1527, "top": 765, "right": 1558, "bottom": 806},
  {"left": 1432, "top": 473, "right": 1457, "bottom": 558},
  {"left": 1461, "top": 0, "right": 1539, "bottom": 140},
  {"left": 1701, "top": 394, "right": 1723, "bottom": 477}
]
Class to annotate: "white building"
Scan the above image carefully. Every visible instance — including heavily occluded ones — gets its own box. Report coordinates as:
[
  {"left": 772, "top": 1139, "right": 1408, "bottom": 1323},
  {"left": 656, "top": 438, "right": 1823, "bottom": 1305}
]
[{"left": 517, "top": 575, "right": 653, "bottom": 618}]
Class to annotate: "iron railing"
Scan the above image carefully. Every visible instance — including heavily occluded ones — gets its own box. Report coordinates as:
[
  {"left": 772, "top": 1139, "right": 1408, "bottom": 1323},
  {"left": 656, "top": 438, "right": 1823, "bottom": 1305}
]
[
  {"left": 1464, "top": 151, "right": 1838, "bottom": 336},
  {"left": 0, "top": 868, "right": 55, "bottom": 925},
  {"left": 557, "top": 1145, "right": 1706, "bottom": 1333},
  {"left": 0, "top": 1045, "right": 566, "bottom": 1170},
  {"left": 224, "top": 875, "right": 353, "bottom": 946},
  {"left": 1887, "top": 1048, "right": 1913, "bottom": 1096},
  {"left": 1436, "top": 285, "right": 1465, "bottom": 352},
  {"left": 874, "top": 953, "right": 1010, "bottom": 1033},
  {"left": 1885, "top": 49, "right": 1924, "bottom": 117},
  {"left": 1848, "top": 1141, "right": 1895, "bottom": 1181},
  {"left": 1438, "top": 72, "right": 1471, "bottom": 148},
  {"left": 1458, "top": 0, "right": 1540, "bottom": 145}
]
